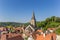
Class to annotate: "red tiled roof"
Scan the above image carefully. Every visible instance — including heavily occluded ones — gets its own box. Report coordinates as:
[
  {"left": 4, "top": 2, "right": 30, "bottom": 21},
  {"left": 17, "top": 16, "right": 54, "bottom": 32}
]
[{"left": 7, "top": 35, "right": 24, "bottom": 40}]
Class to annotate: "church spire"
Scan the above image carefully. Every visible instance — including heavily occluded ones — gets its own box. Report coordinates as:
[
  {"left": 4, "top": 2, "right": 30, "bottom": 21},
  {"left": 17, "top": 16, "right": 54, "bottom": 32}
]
[
  {"left": 31, "top": 11, "right": 35, "bottom": 20},
  {"left": 30, "top": 11, "right": 36, "bottom": 28}
]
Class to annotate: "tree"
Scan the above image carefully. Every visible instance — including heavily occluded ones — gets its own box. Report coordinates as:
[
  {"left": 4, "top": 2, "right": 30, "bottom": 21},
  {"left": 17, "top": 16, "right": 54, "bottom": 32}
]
[
  {"left": 51, "top": 16, "right": 56, "bottom": 22},
  {"left": 55, "top": 28, "right": 60, "bottom": 35},
  {"left": 6, "top": 25, "right": 13, "bottom": 32}
]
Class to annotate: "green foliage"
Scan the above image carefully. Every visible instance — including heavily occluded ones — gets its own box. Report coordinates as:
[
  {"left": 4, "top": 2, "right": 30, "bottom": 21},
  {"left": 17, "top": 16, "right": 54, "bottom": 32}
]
[
  {"left": 36, "top": 16, "right": 60, "bottom": 34},
  {"left": 37, "top": 16, "right": 60, "bottom": 28},
  {"left": 0, "top": 22, "right": 23, "bottom": 27},
  {"left": 24, "top": 23, "right": 30, "bottom": 26},
  {"left": 55, "top": 28, "right": 60, "bottom": 35},
  {"left": 6, "top": 25, "right": 12, "bottom": 28},
  {"left": 0, "top": 16, "right": 60, "bottom": 34},
  {"left": 6, "top": 25, "right": 14, "bottom": 32}
]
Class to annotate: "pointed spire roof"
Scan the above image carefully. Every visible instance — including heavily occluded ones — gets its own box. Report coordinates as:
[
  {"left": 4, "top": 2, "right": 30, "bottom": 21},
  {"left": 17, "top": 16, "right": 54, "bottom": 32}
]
[
  {"left": 30, "top": 11, "right": 37, "bottom": 28},
  {"left": 31, "top": 11, "right": 35, "bottom": 20}
]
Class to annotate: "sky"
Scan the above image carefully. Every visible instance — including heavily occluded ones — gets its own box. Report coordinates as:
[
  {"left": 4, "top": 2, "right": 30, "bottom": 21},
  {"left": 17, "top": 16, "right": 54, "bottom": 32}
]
[{"left": 0, "top": 0, "right": 60, "bottom": 23}]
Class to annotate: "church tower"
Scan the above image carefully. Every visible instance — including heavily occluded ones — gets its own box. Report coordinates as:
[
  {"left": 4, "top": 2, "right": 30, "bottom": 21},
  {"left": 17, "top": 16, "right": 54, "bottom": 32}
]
[{"left": 30, "top": 11, "right": 36, "bottom": 28}]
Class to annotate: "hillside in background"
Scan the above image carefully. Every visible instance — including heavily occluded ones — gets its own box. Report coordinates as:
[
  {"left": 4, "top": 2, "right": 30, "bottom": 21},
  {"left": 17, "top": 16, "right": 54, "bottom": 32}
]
[
  {"left": 0, "top": 22, "right": 23, "bottom": 27},
  {"left": 0, "top": 16, "right": 60, "bottom": 34},
  {"left": 37, "top": 16, "right": 60, "bottom": 28},
  {"left": 36, "top": 16, "right": 60, "bottom": 35}
]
